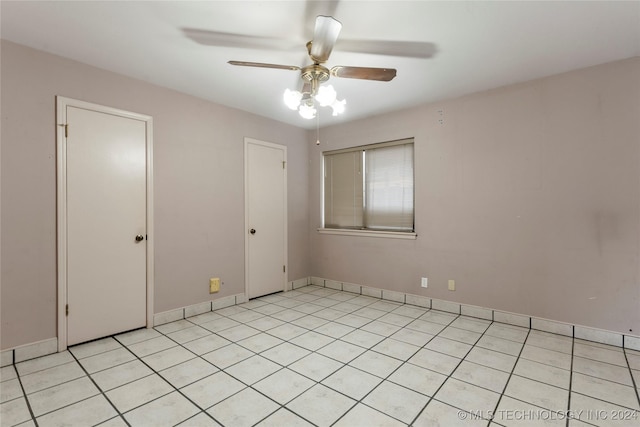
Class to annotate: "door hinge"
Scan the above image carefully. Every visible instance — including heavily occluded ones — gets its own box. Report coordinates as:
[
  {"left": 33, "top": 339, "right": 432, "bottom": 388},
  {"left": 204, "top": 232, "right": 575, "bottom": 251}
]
[
  {"left": 65, "top": 124, "right": 68, "bottom": 138},
  {"left": 283, "top": 265, "right": 286, "bottom": 273},
  {"left": 65, "top": 304, "right": 69, "bottom": 316},
  {"left": 282, "top": 161, "right": 286, "bottom": 169}
]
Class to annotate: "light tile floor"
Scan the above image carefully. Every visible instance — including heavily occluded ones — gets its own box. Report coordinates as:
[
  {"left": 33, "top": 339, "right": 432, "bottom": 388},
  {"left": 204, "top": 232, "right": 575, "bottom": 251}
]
[{"left": 1, "top": 285, "right": 640, "bottom": 426}]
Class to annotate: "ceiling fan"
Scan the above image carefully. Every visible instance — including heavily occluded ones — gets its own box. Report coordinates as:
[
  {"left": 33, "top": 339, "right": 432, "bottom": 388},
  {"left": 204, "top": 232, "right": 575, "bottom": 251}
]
[
  {"left": 229, "top": 15, "right": 397, "bottom": 83},
  {"left": 227, "top": 16, "right": 398, "bottom": 119}
]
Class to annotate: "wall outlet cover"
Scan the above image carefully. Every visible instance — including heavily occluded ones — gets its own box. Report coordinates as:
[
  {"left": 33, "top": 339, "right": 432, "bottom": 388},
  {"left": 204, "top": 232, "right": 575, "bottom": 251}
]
[
  {"left": 421, "top": 277, "right": 428, "bottom": 288},
  {"left": 210, "top": 278, "right": 221, "bottom": 293}
]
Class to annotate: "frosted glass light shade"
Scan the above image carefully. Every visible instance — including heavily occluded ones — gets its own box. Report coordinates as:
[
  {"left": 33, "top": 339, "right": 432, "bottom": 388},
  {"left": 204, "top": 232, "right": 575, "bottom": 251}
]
[
  {"left": 298, "top": 103, "right": 317, "bottom": 119},
  {"left": 315, "top": 85, "right": 337, "bottom": 107},
  {"left": 331, "top": 99, "right": 346, "bottom": 116},
  {"left": 283, "top": 89, "right": 302, "bottom": 110}
]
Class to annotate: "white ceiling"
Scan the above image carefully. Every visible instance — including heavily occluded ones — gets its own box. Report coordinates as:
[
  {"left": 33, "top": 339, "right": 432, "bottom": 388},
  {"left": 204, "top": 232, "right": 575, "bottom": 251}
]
[{"left": 2, "top": 1, "right": 639, "bottom": 129}]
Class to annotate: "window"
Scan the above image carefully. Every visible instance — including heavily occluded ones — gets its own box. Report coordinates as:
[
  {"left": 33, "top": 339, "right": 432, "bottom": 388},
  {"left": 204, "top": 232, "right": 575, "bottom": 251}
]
[{"left": 323, "top": 138, "right": 414, "bottom": 234}]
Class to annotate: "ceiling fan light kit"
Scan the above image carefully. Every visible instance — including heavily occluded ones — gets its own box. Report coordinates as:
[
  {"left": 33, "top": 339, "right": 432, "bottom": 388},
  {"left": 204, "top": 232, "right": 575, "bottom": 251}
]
[
  {"left": 283, "top": 83, "right": 346, "bottom": 119},
  {"left": 228, "top": 15, "right": 396, "bottom": 121}
]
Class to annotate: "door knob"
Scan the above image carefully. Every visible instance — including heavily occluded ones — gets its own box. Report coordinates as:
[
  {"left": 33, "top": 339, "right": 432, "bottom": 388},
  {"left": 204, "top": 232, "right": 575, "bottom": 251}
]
[
  {"left": 135, "top": 234, "right": 144, "bottom": 242},
  {"left": 249, "top": 229, "right": 256, "bottom": 235}
]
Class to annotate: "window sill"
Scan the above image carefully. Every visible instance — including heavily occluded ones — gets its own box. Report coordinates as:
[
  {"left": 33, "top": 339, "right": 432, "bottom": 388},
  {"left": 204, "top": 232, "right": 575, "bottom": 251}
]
[{"left": 317, "top": 228, "right": 417, "bottom": 240}]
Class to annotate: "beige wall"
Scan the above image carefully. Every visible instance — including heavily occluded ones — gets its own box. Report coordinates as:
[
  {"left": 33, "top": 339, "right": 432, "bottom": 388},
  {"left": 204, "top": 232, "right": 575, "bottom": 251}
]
[
  {"left": 2, "top": 38, "right": 638, "bottom": 351},
  {"left": 0, "top": 40, "right": 309, "bottom": 350},
  {"left": 309, "top": 57, "right": 640, "bottom": 335}
]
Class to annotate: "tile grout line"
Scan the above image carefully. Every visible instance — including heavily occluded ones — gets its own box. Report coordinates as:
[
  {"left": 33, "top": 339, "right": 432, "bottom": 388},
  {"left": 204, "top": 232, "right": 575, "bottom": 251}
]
[
  {"left": 232, "top": 306, "right": 330, "bottom": 425},
  {"left": 13, "top": 365, "right": 40, "bottom": 427},
  {"left": 567, "top": 363, "right": 637, "bottom": 388},
  {"left": 622, "top": 347, "right": 640, "bottom": 409},
  {"left": 485, "top": 328, "right": 532, "bottom": 427},
  {"left": 211, "top": 290, "right": 379, "bottom": 426},
  {"left": 78, "top": 347, "right": 150, "bottom": 376},
  {"left": 318, "top": 279, "right": 640, "bottom": 352},
  {"left": 565, "top": 349, "right": 631, "bottom": 373},
  {"left": 13, "top": 345, "right": 150, "bottom": 426},
  {"left": 152, "top": 315, "right": 325, "bottom": 426},
  {"left": 10, "top": 357, "right": 80, "bottom": 378},
  {"left": 240, "top": 288, "right": 441, "bottom": 425},
  {"left": 324, "top": 285, "right": 592, "bottom": 351},
  {"left": 194, "top": 288, "right": 637, "bottom": 425},
  {"left": 19, "top": 390, "right": 113, "bottom": 426},
  {"left": 22, "top": 285, "right": 636, "bottom": 427},
  {"left": 11, "top": 365, "right": 154, "bottom": 417},
  {"left": 329, "top": 309, "right": 462, "bottom": 426},
  {"left": 377, "top": 313, "right": 470, "bottom": 422},
  {"left": 18, "top": 301, "right": 400, "bottom": 427},
  {"left": 67, "top": 350, "right": 132, "bottom": 427},
  {"left": 489, "top": 330, "right": 637, "bottom": 384},
  {"left": 409, "top": 317, "right": 507, "bottom": 426},
  {"left": 250, "top": 287, "right": 538, "bottom": 418},
  {"left": 566, "top": 332, "right": 575, "bottom": 427},
  {"left": 112, "top": 334, "right": 224, "bottom": 426},
  {"left": 243, "top": 291, "right": 411, "bottom": 425},
  {"left": 11, "top": 343, "right": 163, "bottom": 423},
  {"left": 149, "top": 316, "right": 310, "bottom": 422},
  {"left": 240, "top": 295, "right": 636, "bottom": 426}
]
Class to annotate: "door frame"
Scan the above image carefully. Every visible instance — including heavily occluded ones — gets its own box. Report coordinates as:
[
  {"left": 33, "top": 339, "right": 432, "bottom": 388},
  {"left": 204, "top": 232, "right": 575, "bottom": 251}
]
[
  {"left": 56, "top": 96, "right": 154, "bottom": 351},
  {"left": 244, "top": 137, "right": 288, "bottom": 300}
]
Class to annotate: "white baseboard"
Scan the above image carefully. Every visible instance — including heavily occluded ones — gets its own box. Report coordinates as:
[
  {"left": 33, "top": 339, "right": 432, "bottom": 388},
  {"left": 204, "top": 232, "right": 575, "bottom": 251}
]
[
  {"left": 1, "top": 337, "right": 59, "bottom": 366},
  {"left": 290, "top": 277, "right": 310, "bottom": 290},
  {"left": 2, "top": 294, "right": 249, "bottom": 366},
  {"left": 1, "top": 349, "right": 13, "bottom": 367},
  {"left": 154, "top": 293, "right": 246, "bottom": 326},
  {"left": 5, "top": 278, "right": 638, "bottom": 366},
  {"left": 306, "top": 276, "right": 640, "bottom": 350}
]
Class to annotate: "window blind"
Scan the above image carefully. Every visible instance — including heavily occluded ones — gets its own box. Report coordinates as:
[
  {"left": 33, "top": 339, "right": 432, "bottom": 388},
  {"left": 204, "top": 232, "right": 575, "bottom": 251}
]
[
  {"left": 323, "top": 150, "right": 364, "bottom": 229},
  {"left": 323, "top": 138, "right": 414, "bottom": 232},
  {"left": 364, "top": 143, "right": 414, "bottom": 231}
]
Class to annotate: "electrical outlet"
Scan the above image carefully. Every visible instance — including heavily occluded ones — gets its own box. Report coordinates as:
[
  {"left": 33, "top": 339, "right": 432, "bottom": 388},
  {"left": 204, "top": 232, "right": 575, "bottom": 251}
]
[
  {"left": 421, "top": 277, "right": 428, "bottom": 288},
  {"left": 448, "top": 279, "right": 455, "bottom": 291},
  {"left": 209, "top": 278, "right": 221, "bottom": 293}
]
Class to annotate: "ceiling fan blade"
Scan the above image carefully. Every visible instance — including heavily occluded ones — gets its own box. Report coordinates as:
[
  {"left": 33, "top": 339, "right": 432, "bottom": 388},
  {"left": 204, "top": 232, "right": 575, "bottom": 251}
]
[
  {"left": 336, "top": 40, "right": 438, "bottom": 59},
  {"left": 183, "top": 28, "right": 300, "bottom": 51},
  {"left": 309, "top": 16, "right": 342, "bottom": 63},
  {"left": 304, "top": 1, "right": 340, "bottom": 35},
  {"left": 330, "top": 66, "right": 397, "bottom": 82},
  {"left": 228, "top": 61, "right": 301, "bottom": 71}
]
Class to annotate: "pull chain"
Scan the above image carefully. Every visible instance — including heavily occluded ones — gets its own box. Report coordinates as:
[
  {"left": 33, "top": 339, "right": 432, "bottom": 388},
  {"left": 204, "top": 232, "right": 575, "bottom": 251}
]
[{"left": 316, "top": 111, "right": 320, "bottom": 145}]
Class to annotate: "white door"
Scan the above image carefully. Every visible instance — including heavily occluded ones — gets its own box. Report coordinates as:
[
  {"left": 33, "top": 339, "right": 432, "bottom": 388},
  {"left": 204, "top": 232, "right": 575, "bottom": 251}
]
[
  {"left": 64, "top": 103, "right": 149, "bottom": 346},
  {"left": 245, "top": 138, "right": 287, "bottom": 299}
]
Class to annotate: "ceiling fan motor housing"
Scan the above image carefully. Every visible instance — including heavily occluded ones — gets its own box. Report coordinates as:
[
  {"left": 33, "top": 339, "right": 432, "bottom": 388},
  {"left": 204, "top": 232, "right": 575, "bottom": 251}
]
[
  {"left": 301, "top": 64, "right": 330, "bottom": 83},
  {"left": 301, "top": 64, "right": 331, "bottom": 96}
]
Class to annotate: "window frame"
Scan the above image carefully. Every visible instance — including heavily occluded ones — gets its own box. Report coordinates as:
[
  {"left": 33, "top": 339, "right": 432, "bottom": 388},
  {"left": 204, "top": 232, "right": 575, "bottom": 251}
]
[{"left": 319, "top": 138, "right": 417, "bottom": 240}]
